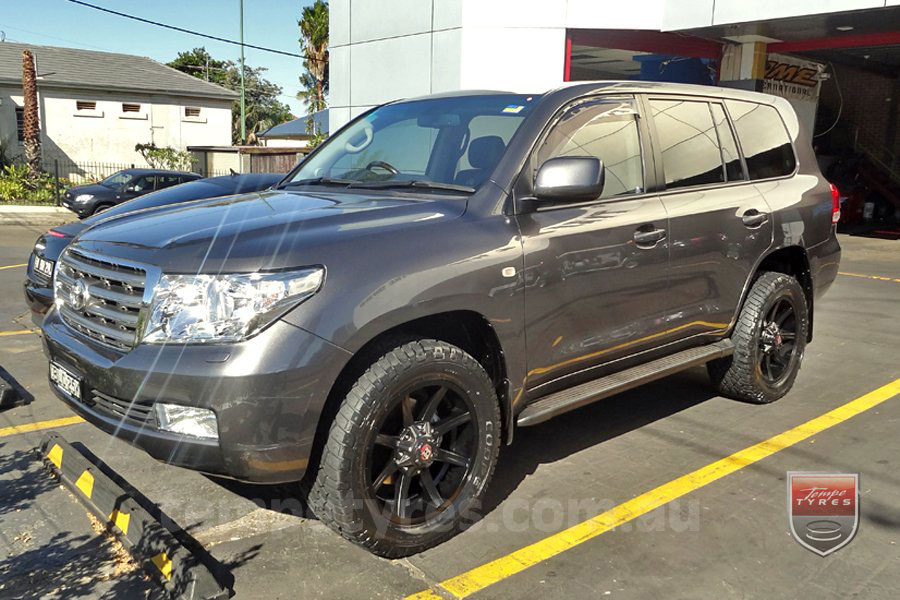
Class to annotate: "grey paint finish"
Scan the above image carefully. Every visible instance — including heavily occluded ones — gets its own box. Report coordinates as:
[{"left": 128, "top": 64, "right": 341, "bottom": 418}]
[{"left": 41, "top": 81, "right": 840, "bottom": 483}]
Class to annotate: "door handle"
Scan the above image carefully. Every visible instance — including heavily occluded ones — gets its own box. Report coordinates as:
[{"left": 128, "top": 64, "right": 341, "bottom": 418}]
[
  {"left": 741, "top": 210, "right": 769, "bottom": 228},
  {"left": 633, "top": 226, "right": 666, "bottom": 247}
]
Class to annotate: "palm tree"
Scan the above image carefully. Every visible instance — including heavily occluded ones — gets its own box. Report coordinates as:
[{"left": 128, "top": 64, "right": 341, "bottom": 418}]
[
  {"left": 21, "top": 50, "right": 42, "bottom": 178},
  {"left": 298, "top": 0, "right": 329, "bottom": 147}
]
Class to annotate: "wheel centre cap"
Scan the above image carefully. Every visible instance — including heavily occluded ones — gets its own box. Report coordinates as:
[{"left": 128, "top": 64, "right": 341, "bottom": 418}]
[{"left": 395, "top": 422, "right": 437, "bottom": 471}]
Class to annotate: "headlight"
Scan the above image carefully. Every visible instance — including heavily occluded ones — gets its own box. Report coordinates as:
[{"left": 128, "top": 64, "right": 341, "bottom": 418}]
[
  {"left": 142, "top": 267, "right": 324, "bottom": 344},
  {"left": 155, "top": 403, "right": 218, "bottom": 439},
  {"left": 74, "top": 194, "right": 94, "bottom": 203}
]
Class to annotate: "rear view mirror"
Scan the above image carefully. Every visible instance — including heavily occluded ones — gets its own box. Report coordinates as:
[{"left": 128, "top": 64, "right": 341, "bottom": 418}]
[
  {"left": 534, "top": 156, "right": 605, "bottom": 203},
  {"left": 416, "top": 113, "right": 461, "bottom": 128}
]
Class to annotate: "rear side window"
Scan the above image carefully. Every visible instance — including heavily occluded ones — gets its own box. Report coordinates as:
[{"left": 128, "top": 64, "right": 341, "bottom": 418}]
[
  {"left": 710, "top": 104, "right": 744, "bottom": 182},
  {"left": 649, "top": 99, "right": 724, "bottom": 190},
  {"left": 535, "top": 97, "right": 644, "bottom": 198},
  {"left": 725, "top": 100, "right": 796, "bottom": 180}
]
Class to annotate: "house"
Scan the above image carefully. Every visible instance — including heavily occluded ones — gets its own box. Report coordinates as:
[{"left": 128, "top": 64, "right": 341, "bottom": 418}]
[
  {"left": 258, "top": 109, "right": 328, "bottom": 149},
  {"left": 0, "top": 42, "right": 236, "bottom": 176}
]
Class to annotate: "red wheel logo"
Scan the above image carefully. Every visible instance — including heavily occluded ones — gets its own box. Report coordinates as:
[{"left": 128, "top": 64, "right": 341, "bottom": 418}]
[{"left": 419, "top": 443, "right": 433, "bottom": 462}]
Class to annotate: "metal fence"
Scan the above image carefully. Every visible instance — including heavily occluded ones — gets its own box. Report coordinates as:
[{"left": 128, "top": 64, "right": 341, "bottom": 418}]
[{"left": 43, "top": 159, "right": 140, "bottom": 185}]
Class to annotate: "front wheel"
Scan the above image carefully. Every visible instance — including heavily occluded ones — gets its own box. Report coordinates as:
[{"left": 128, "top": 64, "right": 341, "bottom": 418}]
[
  {"left": 708, "top": 271, "right": 809, "bottom": 404},
  {"left": 308, "top": 339, "right": 500, "bottom": 557}
]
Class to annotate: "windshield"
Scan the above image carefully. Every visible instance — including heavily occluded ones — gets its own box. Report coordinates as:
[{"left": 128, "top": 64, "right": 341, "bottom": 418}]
[
  {"left": 283, "top": 94, "right": 536, "bottom": 191},
  {"left": 99, "top": 171, "right": 133, "bottom": 188}
]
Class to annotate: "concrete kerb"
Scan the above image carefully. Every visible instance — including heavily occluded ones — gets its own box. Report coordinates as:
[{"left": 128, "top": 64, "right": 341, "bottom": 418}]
[{"left": 0, "top": 205, "right": 76, "bottom": 227}]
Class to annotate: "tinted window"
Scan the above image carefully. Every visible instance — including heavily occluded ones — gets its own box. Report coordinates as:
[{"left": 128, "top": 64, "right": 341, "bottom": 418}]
[
  {"left": 536, "top": 97, "right": 644, "bottom": 198},
  {"left": 649, "top": 99, "right": 724, "bottom": 189},
  {"left": 710, "top": 103, "right": 744, "bottom": 181},
  {"left": 132, "top": 176, "right": 156, "bottom": 192},
  {"left": 725, "top": 100, "right": 796, "bottom": 179},
  {"left": 157, "top": 175, "right": 180, "bottom": 190}
]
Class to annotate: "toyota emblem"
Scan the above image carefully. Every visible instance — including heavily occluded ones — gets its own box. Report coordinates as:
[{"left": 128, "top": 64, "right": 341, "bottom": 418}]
[{"left": 69, "top": 279, "right": 90, "bottom": 311}]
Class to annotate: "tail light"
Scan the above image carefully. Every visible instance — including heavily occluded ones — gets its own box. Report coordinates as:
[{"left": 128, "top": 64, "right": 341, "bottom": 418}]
[
  {"left": 47, "top": 229, "right": 66, "bottom": 238},
  {"left": 830, "top": 183, "right": 841, "bottom": 224}
]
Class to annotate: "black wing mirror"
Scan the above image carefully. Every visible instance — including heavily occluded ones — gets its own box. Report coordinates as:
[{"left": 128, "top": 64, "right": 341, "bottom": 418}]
[{"left": 532, "top": 156, "right": 605, "bottom": 205}]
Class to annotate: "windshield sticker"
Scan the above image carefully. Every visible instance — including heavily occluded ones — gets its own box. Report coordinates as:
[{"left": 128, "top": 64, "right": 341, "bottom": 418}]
[{"left": 502, "top": 105, "right": 525, "bottom": 114}]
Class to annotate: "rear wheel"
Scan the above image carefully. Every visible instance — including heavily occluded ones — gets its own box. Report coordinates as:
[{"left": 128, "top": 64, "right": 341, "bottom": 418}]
[
  {"left": 708, "top": 271, "right": 809, "bottom": 403},
  {"left": 308, "top": 339, "right": 500, "bottom": 557}
]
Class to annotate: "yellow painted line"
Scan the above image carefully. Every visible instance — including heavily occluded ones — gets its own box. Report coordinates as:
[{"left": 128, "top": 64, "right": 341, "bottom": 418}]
[
  {"left": 0, "top": 263, "right": 27, "bottom": 270},
  {"left": 152, "top": 552, "right": 173, "bottom": 580},
  {"left": 407, "top": 378, "right": 900, "bottom": 600},
  {"left": 75, "top": 470, "right": 94, "bottom": 498},
  {"left": 0, "top": 329, "right": 40, "bottom": 337},
  {"left": 839, "top": 271, "right": 900, "bottom": 284},
  {"left": 0, "top": 415, "right": 85, "bottom": 438}
]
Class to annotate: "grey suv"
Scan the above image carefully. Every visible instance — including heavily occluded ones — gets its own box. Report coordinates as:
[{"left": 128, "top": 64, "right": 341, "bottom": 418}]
[{"left": 41, "top": 82, "right": 841, "bottom": 557}]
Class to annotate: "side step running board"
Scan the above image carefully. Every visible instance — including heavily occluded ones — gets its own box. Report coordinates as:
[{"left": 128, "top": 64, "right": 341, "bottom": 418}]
[{"left": 517, "top": 339, "right": 734, "bottom": 427}]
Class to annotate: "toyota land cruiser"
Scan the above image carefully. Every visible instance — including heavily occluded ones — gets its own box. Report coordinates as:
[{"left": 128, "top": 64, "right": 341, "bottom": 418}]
[{"left": 41, "top": 82, "right": 841, "bottom": 557}]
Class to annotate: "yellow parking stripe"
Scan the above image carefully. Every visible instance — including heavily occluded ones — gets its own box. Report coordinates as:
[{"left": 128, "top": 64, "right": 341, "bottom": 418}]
[
  {"left": 0, "top": 263, "right": 27, "bottom": 270},
  {"left": 407, "top": 378, "right": 900, "bottom": 599},
  {"left": 0, "top": 329, "right": 40, "bottom": 337},
  {"left": 0, "top": 416, "right": 85, "bottom": 438},
  {"left": 839, "top": 271, "right": 900, "bottom": 283}
]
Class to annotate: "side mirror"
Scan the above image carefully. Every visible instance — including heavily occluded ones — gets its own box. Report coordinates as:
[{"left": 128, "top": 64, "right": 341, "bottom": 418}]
[{"left": 533, "top": 156, "right": 605, "bottom": 204}]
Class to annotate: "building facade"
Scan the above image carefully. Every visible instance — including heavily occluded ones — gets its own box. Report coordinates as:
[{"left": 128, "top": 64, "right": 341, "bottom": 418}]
[
  {"left": 0, "top": 42, "right": 235, "bottom": 171},
  {"left": 328, "top": 0, "right": 900, "bottom": 154}
]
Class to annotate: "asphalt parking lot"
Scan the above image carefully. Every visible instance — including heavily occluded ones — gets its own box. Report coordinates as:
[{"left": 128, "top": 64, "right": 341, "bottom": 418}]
[{"left": 1, "top": 223, "right": 898, "bottom": 600}]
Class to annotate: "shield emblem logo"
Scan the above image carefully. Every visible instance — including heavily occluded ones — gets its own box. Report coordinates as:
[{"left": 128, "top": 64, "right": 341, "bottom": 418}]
[{"left": 787, "top": 472, "right": 859, "bottom": 556}]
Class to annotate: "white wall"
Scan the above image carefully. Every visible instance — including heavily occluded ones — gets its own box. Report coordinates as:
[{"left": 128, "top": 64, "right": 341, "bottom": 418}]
[
  {"left": 328, "top": 0, "right": 899, "bottom": 132},
  {"left": 0, "top": 84, "right": 232, "bottom": 166},
  {"left": 663, "top": 0, "right": 890, "bottom": 30}
]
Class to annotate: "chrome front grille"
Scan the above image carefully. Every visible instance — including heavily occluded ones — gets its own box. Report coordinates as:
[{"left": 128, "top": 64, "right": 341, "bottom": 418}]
[{"left": 55, "top": 247, "right": 147, "bottom": 350}]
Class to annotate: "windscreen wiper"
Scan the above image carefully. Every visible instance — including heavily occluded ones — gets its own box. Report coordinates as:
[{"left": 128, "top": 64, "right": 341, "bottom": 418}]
[
  {"left": 346, "top": 180, "right": 476, "bottom": 193},
  {"left": 278, "top": 177, "right": 356, "bottom": 188}
]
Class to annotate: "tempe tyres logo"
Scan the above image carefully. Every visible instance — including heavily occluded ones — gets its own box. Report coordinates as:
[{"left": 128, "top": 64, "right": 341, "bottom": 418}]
[{"left": 788, "top": 472, "right": 859, "bottom": 556}]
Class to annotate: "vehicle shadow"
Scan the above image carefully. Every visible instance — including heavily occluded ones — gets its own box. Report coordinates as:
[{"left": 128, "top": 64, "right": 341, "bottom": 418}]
[{"left": 481, "top": 367, "right": 718, "bottom": 514}]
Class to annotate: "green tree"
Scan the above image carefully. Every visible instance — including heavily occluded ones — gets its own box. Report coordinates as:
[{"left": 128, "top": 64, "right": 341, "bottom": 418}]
[
  {"left": 169, "top": 48, "right": 293, "bottom": 144},
  {"left": 298, "top": 0, "right": 329, "bottom": 148}
]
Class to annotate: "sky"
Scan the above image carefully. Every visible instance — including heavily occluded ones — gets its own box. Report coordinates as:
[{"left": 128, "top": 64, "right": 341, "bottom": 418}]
[{"left": 0, "top": 0, "right": 313, "bottom": 115}]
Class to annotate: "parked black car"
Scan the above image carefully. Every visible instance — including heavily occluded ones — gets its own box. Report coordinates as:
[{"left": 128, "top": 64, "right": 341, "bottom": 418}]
[
  {"left": 26, "top": 173, "right": 282, "bottom": 319},
  {"left": 61, "top": 168, "right": 202, "bottom": 217},
  {"left": 41, "top": 83, "right": 841, "bottom": 557}
]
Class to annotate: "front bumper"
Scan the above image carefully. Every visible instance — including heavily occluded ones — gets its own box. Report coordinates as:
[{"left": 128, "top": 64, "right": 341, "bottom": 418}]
[
  {"left": 42, "top": 310, "right": 352, "bottom": 483},
  {"left": 61, "top": 199, "right": 91, "bottom": 218}
]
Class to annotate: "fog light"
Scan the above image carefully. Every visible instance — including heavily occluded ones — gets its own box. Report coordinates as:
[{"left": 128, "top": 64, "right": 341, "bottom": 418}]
[{"left": 154, "top": 404, "right": 218, "bottom": 440}]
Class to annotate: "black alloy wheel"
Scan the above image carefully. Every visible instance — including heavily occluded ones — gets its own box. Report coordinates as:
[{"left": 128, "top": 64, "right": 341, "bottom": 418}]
[
  {"left": 309, "top": 339, "right": 501, "bottom": 557},
  {"left": 708, "top": 271, "right": 809, "bottom": 404},
  {"left": 368, "top": 381, "right": 477, "bottom": 524}
]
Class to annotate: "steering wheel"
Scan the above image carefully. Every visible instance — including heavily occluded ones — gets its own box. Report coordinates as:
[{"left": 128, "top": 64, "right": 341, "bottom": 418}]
[{"left": 366, "top": 160, "right": 399, "bottom": 175}]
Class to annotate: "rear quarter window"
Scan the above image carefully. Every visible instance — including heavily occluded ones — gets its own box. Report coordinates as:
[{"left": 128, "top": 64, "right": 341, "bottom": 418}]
[{"left": 725, "top": 100, "right": 796, "bottom": 180}]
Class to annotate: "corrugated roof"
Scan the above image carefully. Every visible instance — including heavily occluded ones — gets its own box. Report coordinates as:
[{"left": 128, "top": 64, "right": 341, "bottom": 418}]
[
  {"left": 261, "top": 109, "right": 329, "bottom": 137},
  {"left": 0, "top": 42, "right": 237, "bottom": 100}
]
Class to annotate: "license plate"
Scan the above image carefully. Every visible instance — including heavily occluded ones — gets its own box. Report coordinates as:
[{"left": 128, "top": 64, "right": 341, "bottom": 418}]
[
  {"left": 49, "top": 361, "right": 82, "bottom": 401},
  {"left": 34, "top": 255, "right": 54, "bottom": 278}
]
